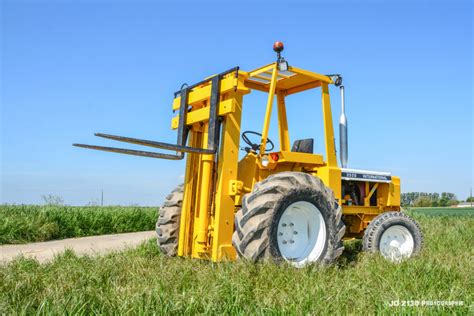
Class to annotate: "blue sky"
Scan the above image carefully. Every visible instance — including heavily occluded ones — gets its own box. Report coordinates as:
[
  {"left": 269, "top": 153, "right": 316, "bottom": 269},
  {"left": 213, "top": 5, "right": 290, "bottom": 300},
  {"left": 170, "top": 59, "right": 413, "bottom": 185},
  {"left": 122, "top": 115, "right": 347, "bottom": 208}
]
[{"left": 1, "top": 0, "right": 472, "bottom": 205}]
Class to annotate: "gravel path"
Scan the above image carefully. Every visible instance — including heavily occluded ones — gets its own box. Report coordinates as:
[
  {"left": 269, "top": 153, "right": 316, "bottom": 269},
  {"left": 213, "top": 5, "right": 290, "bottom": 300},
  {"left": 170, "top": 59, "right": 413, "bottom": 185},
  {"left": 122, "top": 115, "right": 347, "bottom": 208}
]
[{"left": 0, "top": 231, "right": 156, "bottom": 263}]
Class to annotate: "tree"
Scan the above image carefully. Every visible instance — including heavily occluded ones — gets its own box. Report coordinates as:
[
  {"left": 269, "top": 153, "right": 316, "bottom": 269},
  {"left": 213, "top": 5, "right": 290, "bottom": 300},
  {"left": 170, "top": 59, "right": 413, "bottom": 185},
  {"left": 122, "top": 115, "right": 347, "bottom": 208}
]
[
  {"left": 438, "top": 197, "right": 448, "bottom": 207},
  {"left": 441, "top": 192, "right": 455, "bottom": 201},
  {"left": 41, "top": 194, "right": 64, "bottom": 206},
  {"left": 414, "top": 196, "right": 431, "bottom": 207},
  {"left": 467, "top": 197, "right": 474, "bottom": 202},
  {"left": 402, "top": 191, "right": 457, "bottom": 207},
  {"left": 86, "top": 198, "right": 100, "bottom": 206}
]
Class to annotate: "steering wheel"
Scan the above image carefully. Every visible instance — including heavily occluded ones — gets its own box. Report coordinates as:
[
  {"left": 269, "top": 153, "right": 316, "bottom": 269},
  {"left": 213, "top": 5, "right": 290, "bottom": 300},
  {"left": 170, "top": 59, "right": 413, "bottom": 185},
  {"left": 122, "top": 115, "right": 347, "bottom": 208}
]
[{"left": 242, "top": 131, "right": 274, "bottom": 153}]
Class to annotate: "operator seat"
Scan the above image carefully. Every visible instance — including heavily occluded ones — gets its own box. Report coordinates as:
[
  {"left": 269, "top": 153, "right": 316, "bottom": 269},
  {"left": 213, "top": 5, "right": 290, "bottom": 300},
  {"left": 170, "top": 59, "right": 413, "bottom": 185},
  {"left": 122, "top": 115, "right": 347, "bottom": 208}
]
[{"left": 291, "top": 139, "right": 314, "bottom": 154}]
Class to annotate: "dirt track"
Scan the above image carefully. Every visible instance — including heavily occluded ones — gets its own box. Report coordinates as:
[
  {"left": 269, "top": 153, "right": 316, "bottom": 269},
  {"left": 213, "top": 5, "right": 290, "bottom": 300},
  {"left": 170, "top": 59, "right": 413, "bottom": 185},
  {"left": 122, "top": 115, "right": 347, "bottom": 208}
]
[{"left": 0, "top": 231, "right": 156, "bottom": 263}]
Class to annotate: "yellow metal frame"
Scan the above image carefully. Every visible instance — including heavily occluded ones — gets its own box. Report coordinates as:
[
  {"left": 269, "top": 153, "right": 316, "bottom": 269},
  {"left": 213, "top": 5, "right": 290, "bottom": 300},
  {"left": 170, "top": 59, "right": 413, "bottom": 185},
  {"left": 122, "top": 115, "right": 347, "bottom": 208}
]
[
  {"left": 176, "top": 73, "right": 249, "bottom": 261},
  {"left": 172, "top": 62, "right": 401, "bottom": 261}
]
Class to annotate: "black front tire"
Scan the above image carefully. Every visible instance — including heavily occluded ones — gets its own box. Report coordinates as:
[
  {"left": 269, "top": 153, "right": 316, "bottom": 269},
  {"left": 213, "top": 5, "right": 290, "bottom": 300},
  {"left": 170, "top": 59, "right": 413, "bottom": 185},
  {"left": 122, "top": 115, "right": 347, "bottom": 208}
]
[{"left": 362, "top": 211, "right": 423, "bottom": 261}]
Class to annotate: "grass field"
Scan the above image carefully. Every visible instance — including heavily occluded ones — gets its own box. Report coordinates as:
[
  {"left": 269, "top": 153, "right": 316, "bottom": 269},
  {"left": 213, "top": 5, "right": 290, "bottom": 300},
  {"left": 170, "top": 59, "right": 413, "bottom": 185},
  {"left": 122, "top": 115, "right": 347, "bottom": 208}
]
[
  {"left": 407, "top": 206, "right": 474, "bottom": 217},
  {"left": 0, "top": 209, "right": 472, "bottom": 314},
  {"left": 0, "top": 205, "right": 157, "bottom": 244}
]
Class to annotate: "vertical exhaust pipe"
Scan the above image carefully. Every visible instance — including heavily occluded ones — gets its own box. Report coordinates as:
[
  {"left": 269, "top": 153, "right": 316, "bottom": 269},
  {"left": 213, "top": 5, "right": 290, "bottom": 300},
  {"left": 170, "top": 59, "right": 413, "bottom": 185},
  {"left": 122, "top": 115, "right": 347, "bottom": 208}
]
[{"left": 339, "top": 84, "right": 348, "bottom": 168}]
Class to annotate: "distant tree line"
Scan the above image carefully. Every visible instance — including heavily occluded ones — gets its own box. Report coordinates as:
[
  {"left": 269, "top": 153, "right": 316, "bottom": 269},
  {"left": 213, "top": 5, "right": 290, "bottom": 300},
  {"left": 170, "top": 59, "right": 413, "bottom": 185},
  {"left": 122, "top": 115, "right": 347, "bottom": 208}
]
[{"left": 401, "top": 192, "right": 458, "bottom": 207}]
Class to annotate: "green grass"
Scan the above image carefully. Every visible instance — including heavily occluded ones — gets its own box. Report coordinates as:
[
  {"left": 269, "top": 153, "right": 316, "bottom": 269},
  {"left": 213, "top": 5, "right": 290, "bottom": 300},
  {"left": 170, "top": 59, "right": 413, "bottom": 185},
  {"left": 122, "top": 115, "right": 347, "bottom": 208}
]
[
  {"left": 0, "top": 205, "right": 157, "bottom": 244},
  {"left": 407, "top": 206, "right": 474, "bottom": 217},
  {"left": 1, "top": 212, "right": 472, "bottom": 314}
]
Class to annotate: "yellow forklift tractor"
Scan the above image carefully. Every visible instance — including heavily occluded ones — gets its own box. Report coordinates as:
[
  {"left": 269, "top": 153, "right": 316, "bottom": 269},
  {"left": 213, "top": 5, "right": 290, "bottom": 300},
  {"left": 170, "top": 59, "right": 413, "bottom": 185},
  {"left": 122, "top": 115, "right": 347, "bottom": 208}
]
[{"left": 75, "top": 42, "right": 423, "bottom": 266}]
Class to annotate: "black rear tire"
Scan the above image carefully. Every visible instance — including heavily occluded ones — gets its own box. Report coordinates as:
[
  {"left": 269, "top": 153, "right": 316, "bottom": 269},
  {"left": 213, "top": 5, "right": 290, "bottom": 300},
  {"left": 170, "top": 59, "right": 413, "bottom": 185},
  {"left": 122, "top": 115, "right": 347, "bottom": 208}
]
[
  {"left": 232, "top": 172, "right": 345, "bottom": 266},
  {"left": 156, "top": 184, "right": 183, "bottom": 256}
]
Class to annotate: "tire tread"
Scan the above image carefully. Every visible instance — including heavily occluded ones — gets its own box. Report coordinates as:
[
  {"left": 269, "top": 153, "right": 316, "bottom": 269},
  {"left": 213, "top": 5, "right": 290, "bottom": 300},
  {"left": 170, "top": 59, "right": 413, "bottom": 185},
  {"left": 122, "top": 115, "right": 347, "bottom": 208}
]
[{"left": 232, "top": 172, "right": 345, "bottom": 265}]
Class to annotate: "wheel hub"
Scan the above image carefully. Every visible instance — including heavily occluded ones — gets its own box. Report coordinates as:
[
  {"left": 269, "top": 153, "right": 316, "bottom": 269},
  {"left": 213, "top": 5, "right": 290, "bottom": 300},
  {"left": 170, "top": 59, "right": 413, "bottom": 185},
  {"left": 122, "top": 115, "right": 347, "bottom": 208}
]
[
  {"left": 277, "top": 201, "right": 326, "bottom": 266},
  {"left": 379, "top": 225, "right": 414, "bottom": 262}
]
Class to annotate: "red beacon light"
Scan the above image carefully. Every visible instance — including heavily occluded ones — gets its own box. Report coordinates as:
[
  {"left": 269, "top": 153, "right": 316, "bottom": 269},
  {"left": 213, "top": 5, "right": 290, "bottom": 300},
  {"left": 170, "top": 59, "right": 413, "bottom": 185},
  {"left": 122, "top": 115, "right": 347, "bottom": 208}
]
[
  {"left": 273, "top": 41, "right": 284, "bottom": 53},
  {"left": 272, "top": 41, "right": 288, "bottom": 71}
]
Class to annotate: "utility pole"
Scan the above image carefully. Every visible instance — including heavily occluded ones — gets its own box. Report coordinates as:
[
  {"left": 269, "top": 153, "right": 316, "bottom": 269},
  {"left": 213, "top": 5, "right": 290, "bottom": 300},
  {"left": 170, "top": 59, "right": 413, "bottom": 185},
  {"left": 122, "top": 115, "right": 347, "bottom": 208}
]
[{"left": 101, "top": 189, "right": 104, "bottom": 207}]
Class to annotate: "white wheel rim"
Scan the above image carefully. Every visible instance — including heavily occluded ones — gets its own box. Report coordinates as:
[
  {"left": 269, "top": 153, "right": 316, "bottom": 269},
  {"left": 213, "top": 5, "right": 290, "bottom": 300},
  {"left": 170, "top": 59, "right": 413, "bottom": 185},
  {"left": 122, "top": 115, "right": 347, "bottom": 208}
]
[
  {"left": 379, "top": 225, "right": 415, "bottom": 262},
  {"left": 277, "top": 201, "right": 326, "bottom": 267}
]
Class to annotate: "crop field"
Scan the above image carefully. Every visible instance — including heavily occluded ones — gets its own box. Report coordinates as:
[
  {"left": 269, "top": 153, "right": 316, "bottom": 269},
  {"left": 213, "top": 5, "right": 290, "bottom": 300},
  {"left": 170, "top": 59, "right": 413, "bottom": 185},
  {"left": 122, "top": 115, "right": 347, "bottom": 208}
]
[
  {"left": 0, "top": 205, "right": 157, "bottom": 244},
  {"left": 0, "top": 207, "right": 472, "bottom": 314},
  {"left": 407, "top": 206, "right": 474, "bottom": 217}
]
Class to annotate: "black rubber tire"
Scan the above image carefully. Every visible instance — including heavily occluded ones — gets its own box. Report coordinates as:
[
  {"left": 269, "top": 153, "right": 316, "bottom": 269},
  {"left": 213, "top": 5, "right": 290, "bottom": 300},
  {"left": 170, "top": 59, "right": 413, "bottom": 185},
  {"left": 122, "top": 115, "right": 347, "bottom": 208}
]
[
  {"left": 156, "top": 184, "right": 183, "bottom": 256},
  {"left": 362, "top": 211, "right": 423, "bottom": 259},
  {"left": 232, "top": 172, "right": 345, "bottom": 265}
]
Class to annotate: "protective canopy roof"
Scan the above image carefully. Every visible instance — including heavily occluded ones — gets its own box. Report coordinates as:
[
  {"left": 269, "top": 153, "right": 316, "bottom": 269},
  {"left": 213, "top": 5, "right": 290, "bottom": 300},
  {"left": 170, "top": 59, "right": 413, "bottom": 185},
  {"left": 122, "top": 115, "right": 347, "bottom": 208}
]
[{"left": 243, "top": 63, "right": 333, "bottom": 95}]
